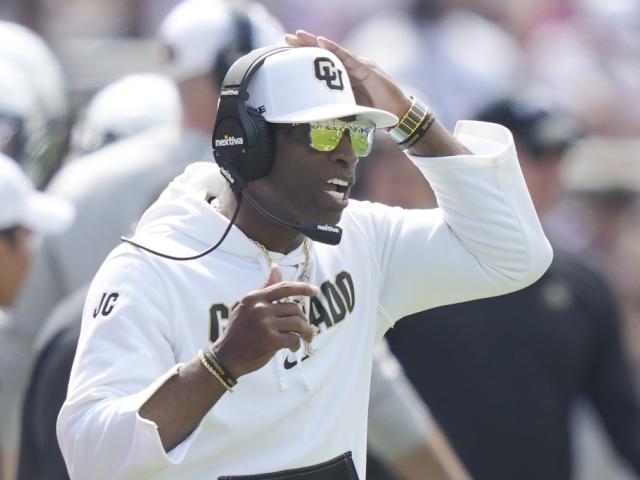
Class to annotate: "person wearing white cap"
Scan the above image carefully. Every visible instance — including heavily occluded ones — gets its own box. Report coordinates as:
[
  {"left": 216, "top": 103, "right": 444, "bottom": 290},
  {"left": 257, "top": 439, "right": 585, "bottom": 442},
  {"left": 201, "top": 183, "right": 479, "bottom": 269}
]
[
  {"left": 69, "top": 73, "right": 182, "bottom": 158},
  {"left": 0, "top": 153, "right": 73, "bottom": 306},
  {"left": 57, "top": 30, "right": 551, "bottom": 479},
  {"left": 158, "top": 0, "right": 286, "bottom": 135},
  {"left": 5, "top": 4, "right": 466, "bottom": 480},
  {"left": 0, "top": 152, "right": 73, "bottom": 479}
]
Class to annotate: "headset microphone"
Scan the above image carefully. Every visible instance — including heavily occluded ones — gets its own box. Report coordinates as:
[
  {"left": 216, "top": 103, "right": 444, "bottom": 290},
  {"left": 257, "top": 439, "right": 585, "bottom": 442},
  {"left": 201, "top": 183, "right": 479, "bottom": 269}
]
[
  {"left": 218, "top": 149, "right": 343, "bottom": 246},
  {"left": 296, "top": 222, "right": 342, "bottom": 246},
  {"left": 241, "top": 189, "right": 342, "bottom": 245}
]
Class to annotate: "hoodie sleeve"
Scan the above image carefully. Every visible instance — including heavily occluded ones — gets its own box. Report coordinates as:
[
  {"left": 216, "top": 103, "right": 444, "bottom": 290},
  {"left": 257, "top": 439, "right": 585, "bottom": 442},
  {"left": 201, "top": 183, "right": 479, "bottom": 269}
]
[
  {"left": 56, "top": 249, "right": 200, "bottom": 479},
  {"left": 354, "top": 121, "right": 553, "bottom": 330}
]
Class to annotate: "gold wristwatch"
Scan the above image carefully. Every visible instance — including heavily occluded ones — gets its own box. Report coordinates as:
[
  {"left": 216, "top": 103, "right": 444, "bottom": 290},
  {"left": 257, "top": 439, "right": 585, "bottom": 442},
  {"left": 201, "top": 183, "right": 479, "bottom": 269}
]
[{"left": 388, "top": 96, "right": 431, "bottom": 145}]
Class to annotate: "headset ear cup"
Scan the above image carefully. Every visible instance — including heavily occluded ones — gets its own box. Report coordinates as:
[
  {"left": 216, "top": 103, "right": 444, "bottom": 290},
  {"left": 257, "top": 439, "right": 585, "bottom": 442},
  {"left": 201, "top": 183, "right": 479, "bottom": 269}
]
[{"left": 240, "top": 108, "right": 275, "bottom": 181}]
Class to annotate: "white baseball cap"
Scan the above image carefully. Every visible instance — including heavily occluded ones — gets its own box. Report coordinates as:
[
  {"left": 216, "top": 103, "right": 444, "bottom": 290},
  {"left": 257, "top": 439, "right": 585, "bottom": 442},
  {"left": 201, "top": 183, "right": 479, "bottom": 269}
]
[
  {"left": 159, "top": 0, "right": 285, "bottom": 80},
  {"left": 245, "top": 47, "right": 399, "bottom": 128},
  {"left": 0, "top": 153, "right": 74, "bottom": 234},
  {"left": 561, "top": 137, "right": 640, "bottom": 193}
]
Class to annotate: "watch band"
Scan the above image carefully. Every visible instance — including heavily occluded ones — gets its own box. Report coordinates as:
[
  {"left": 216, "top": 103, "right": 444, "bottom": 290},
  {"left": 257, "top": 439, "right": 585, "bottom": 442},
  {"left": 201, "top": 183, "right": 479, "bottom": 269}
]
[{"left": 388, "top": 96, "right": 430, "bottom": 145}]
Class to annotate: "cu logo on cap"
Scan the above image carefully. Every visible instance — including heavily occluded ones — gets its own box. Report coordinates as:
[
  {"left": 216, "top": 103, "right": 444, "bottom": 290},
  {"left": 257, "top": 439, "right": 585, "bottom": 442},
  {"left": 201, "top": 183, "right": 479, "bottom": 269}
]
[{"left": 314, "top": 57, "right": 344, "bottom": 90}]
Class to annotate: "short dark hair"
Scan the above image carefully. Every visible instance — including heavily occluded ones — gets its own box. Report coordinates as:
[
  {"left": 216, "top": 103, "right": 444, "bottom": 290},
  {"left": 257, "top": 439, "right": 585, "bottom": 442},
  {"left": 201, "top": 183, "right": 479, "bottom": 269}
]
[{"left": 0, "top": 226, "right": 20, "bottom": 248}]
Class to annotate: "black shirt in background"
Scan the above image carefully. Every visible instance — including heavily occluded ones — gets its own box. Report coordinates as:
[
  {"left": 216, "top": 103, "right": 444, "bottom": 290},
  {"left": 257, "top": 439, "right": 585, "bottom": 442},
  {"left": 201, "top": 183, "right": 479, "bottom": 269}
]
[
  {"left": 17, "top": 323, "right": 79, "bottom": 480},
  {"left": 384, "top": 251, "right": 640, "bottom": 480}
]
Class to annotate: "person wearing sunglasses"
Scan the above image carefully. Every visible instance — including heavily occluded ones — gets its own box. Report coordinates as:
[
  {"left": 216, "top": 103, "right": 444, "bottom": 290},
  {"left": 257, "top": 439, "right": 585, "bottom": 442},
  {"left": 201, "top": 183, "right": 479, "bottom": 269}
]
[{"left": 58, "top": 31, "right": 551, "bottom": 480}]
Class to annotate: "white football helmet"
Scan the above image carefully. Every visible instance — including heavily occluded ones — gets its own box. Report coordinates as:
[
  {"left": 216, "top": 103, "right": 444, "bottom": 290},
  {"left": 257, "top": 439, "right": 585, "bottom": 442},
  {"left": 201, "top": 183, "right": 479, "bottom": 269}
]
[
  {"left": 71, "top": 73, "right": 181, "bottom": 157},
  {"left": 0, "top": 56, "right": 48, "bottom": 180},
  {"left": 0, "top": 21, "right": 69, "bottom": 187}
]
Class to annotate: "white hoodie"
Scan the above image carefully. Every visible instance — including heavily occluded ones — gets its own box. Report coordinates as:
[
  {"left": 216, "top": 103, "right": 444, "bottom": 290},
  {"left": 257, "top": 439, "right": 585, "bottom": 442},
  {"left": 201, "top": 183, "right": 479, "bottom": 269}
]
[{"left": 58, "top": 121, "right": 552, "bottom": 479}]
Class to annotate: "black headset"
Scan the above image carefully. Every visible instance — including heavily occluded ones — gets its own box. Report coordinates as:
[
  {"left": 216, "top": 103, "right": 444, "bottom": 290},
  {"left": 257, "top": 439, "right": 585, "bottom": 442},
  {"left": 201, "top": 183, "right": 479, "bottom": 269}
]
[{"left": 212, "top": 46, "right": 292, "bottom": 188}]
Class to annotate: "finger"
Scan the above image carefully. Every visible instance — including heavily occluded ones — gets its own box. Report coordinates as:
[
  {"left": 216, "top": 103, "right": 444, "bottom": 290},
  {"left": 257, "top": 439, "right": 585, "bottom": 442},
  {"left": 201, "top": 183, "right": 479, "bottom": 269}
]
[
  {"left": 278, "top": 332, "right": 302, "bottom": 352},
  {"left": 284, "top": 34, "right": 305, "bottom": 47},
  {"left": 294, "top": 29, "right": 319, "bottom": 46},
  {"left": 271, "top": 301, "right": 305, "bottom": 318},
  {"left": 316, "top": 35, "right": 339, "bottom": 53},
  {"left": 316, "top": 36, "right": 370, "bottom": 83},
  {"left": 289, "top": 32, "right": 364, "bottom": 76},
  {"left": 274, "top": 316, "right": 315, "bottom": 344},
  {"left": 316, "top": 37, "right": 350, "bottom": 63},
  {"left": 262, "top": 282, "right": 320, "bottom": 302},
  {"left": 264, "top": 264, "right": 283, "bottom": 288}
]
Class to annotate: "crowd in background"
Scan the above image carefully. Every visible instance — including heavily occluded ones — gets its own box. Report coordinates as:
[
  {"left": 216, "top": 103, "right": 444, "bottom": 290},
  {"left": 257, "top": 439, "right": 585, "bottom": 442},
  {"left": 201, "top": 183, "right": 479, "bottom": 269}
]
[{"left": 1, "top": 0, "right": 640, "bottom": 479}]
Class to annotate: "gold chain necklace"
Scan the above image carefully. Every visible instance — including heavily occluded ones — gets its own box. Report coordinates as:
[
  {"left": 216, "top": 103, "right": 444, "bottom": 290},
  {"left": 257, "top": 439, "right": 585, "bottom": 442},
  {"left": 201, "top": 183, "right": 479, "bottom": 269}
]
[
  {"left": 212, "top": 199, "right": 317, "bottom": 355},
  {"left": 251, "top": 237, "right": 311, "bottom": 283},
  {"left": 252, "top": 237, "right": 316, "bottom": 356}
]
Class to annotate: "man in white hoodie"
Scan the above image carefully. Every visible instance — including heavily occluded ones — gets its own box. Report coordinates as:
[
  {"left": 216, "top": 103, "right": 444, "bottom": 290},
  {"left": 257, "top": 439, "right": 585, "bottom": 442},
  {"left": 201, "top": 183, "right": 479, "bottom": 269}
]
[
  {"left": 58, "top": 31, "right": 552, "bottom": 479},
  {"left": 9, "top": 2, "right": 472, "bottom": 478}
]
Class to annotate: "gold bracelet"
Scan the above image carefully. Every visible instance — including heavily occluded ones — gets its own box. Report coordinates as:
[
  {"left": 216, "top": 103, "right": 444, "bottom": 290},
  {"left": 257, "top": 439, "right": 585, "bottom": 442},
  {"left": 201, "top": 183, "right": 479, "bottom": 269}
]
[
  {"left": 198, "top": 350, "right": 234, "bottom": 392},
  {"left": 206, "top": 345, "right": 238, "bottom": 387}
]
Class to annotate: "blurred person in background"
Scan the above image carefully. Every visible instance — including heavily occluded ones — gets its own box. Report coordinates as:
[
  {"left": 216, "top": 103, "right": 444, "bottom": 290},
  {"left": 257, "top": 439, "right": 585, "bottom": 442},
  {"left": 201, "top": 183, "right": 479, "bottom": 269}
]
[
  {"left": 554, "top": 138, "right": 640, "bottom": 372},
  {"left": 69, "top": 73, "right": 182, "bottom": 158},
  {"left": 357, "top": 94, "right": 640, "bottom": 480},
  {"left": 0, "top": 21, "right": 70, "bottom": 189},
  {"left": 553, "top": 137, "right": 640, "bottom": 480},
  {"left": 0, "top": 153, "right": 73, "bottom": 480},
  {"left": 6, "top": 2, "right": 470, "bottom": 479}
]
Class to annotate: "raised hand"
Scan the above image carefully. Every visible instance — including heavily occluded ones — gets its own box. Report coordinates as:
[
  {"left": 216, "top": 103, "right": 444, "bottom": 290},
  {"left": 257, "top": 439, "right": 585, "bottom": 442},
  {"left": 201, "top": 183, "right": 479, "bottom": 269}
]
[
  {"left": 285, "top": 30, "right": 411, "bottom": 120},
  {"left": 213, "top": 264, "right": 320, "bottom": 379}
]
